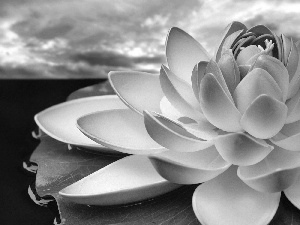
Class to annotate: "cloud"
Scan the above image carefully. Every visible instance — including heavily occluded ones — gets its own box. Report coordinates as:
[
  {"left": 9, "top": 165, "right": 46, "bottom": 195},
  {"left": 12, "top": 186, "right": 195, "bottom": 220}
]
[{"left": 1, "top": 0, "right": 300, "bottom": 78}]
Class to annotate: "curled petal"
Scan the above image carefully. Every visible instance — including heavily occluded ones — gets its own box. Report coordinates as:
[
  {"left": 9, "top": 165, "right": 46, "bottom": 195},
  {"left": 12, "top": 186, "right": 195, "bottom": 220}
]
[
  {"left": 160, "top": 65, "right": 204, "bottom": 121},
  {"left": 191, "top": 61, "right": 208, "bottom": 101},
  {"left": 238, "top": 146, "right": 300, "bottom": 193},
  {"left": 286, "top": 88, "right": 300, "bottom": 123},
  {"left": 149, "top": 146, "right": 230, "bottom": 184},
  {"left": 200, "top": 73, "right": 242, "bottom": 132},
  {"left": 218, "top": 50, "right": 240, "bottom": 94},
  {"left": 215, "top": 21, "right": 247, "bottom": 62},
  {"left": 251, "top": 55, "right": 289, "bottom": 101},
  {"left": 160, "top": 96, "right": 183, "bottom": 121},
  {"left": 287, "top": 41, "right": 300, "bottom": 99},
  {"left": 166, "top": 27, "right": 210, "bottom": 83},
  {"left": 240, "top": 94, "right": 288, "bottom": 139},
  {"left": 59, "top": 155, "right": 180, "bottom": 205},
  {"left": 284, "top": 173, "right": 300, "bottom": 210},
  {"left": 77, "top": 109, "right": 166, "bottom": 155},
  {"left": 214, "top": 133, "right": 273, "bottom": 166},
  {"left": 206, "top": 60, "right": 234, "bottom": 102},
  {"left": 247, "top": 24, "right": 273, "bottom": 36},
  {"left": 109, "top": 71, "right": 163, "bottom": 114},
  {"left": 160, "top": 101, "right": 216, "bottom": 140},
  {"left": 161, "top": 65, "right": 200, "bottom": 111},
  {"left": 193, "top": 166, "right": 281, "bottom": 225},
  {"left": 271, "top": 120, "right": 300, "bottom": 151},
  {"left": 234, "top": 68, "right": 283, "bottom": 114},
  {"left": 143, "top": 111, "right": 213, "bottom": 152},
  {"left": 281, "top": 34, "right": 292, "bottom": 66},
  {"left": 287, "top": 39, "right": 299, "bottom": 80}
]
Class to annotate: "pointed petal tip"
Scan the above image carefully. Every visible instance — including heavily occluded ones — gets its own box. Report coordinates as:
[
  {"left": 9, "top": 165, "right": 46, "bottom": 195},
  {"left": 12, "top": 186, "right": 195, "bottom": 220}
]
[
  {"left": 77, "top": 109, "right": 166, "bottom": 155},
  {"left": 59, "top": 155, "right": 181, "bottom": 205}
]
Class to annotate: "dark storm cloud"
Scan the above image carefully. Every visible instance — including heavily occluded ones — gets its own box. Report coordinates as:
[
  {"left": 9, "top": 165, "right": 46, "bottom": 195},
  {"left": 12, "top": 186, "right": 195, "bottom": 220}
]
[
  {"left": 70, "top": 50, "right": 165, "bottom": 68},
  {"left": 0, "top": 64, "right": 44, "bottom": 78},
  {"left": 11, "top": 16, "right": 74, "bottom": 40}
]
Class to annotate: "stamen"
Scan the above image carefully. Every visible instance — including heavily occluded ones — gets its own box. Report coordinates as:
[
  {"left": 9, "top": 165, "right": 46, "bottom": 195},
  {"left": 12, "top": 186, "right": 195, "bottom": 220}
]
[{"left": 262, "top": 39, "right": 274, "bottom": 55}]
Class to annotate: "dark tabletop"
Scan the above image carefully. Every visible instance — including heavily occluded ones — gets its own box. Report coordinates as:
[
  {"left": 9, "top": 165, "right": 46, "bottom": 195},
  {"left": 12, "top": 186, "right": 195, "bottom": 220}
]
[{"left": 0, "top": 79, "right": 102, "bottom": 225}]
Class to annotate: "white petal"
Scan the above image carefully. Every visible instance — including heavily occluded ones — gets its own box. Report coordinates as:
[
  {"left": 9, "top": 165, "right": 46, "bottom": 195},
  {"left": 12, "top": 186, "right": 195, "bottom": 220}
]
[
  {"left": 206, "top": 60, "right": 234, "bottom": 102},
  {"left": 161, "top": 65, "right": 201, "bottom": 111},
  {"left": 215, "top": 21, "right": 247, "bottom": 62},
  {"left": 160, "top": 96, "right": 216, "bottom": 140},
  {"left": 166, "top": 27, "right": 210, "bottom": 84},
  {"left": 250, "top": 55, "right": 289, "bottom": 101},
  {"left": 149, "top": 146, "right": 230, "bottom": 184},
  {"left": 34, "top": 95, "right": 127, "bottom": 153},
  {"left": 238, "top": 146, "right": 300, "bottom": 193},
  {"left": 281, "top": 34, "right": 292, "bottom": 66},
  {"left": 199, "top": 73, "right": 243, "bottom": 132},
  {"left": 286, "top": 88, "right": 300, "bottom": 123},
  {"left": 160, "top": 65, "right": 205, "bottom": 121},
  {"left": 240, "top": 94, "right": 287, "bottom": 139},
  {"left": 287, "top": 41, "right": 300, "bottom": 99},
  {"left": 109, "top": 71, "right": 164, "bottom": 114},
  {"left": 77, "top": 109, "right": 166, "bottom": 155},
  {"left": 284, "top": 173, "right": 300, "bottom": 210},
  {"left": 271, "top": 120, "right": 300, "bottom": 151},
  {"left": 214, "top": 133, "right": 273, "bottom": 166},
  {"left": 143, "top": 111, "right": 213, "bottom": 152},
  {"left": 218, "top": 50, "right": 240, "bottom": 94},
  {"left": 59, "top": 155, "right": 180, "bottom": 205},
  {"left": 234, "top": 68, "right": 283, "bottom": 114},
  {"left": 287, "top": 39, "right": 299, "bottom": 80},
  {"left": 236, "top": 45, "right": 261, "bottom": 66},
  {"left": 193, "top": 166, "right": 280, "bottom": 225},
  {"left": 159, "top": 96, "right": 183, "bottom": 121},
  {"left": 191, "top": 61, "right": 208, "bottom": 102}
]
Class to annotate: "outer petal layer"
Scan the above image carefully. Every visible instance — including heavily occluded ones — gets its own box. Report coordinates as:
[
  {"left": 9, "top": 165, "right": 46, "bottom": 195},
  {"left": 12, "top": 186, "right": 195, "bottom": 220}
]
[
  {"left": 214, "top": 133, "right": 273, "bottom": 166},
  {"left": 166, "top": 27, "right": 210, "bottom": 83},
  {"left": 109, "top": 71, "right": 164, "bottom": 114},
  {"left": 200, "top": 73, "right": 242, "bottom": 132},
  {"left": 238, "top": 146, "right": 300, "bottom": 193},
  {"left": 149, "top": 146, "right": 230, "bottom": 184},
  {"left": 193, "top": 166, "right": 280, "bottom": 225},
  {"left": 77, "top": 109, "right": 166, "bottom": 155},
  {"left": 240, "top": 94, "right": 287, "bottom": 139},
  {"left": 143, "top": 111, "right": 213, "bottom": 152},
  {"left": 59, "top": 155, "right": 180, "bottom": 205}
]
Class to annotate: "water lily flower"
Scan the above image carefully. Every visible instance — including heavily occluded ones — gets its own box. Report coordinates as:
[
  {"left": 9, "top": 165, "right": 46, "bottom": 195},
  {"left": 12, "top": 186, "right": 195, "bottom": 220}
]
[{"left": 39, "top": 21, "right": 300, "bottom": 225}]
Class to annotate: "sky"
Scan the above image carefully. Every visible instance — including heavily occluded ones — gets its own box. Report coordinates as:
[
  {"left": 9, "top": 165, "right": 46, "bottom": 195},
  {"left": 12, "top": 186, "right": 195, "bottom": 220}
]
[{"left": 0, "top": 0, "right": 300, "bottom": 78}]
